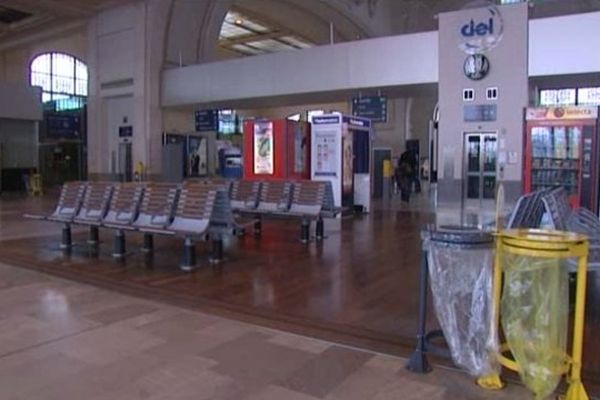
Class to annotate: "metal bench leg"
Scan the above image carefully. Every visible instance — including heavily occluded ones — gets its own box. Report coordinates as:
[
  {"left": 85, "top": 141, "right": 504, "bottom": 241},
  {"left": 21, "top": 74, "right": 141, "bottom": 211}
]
[
  {"left": 316, "top": 217, "right": 325, "bottom": 241},
  {"left": 142, "top": 233, "right": 154, "bottom": 253},
  {"left": 180, "top": 236, "right": 196, "bottom": 272},
  {"left": 300, "top": 219, "right": 310, "bottom": 244},
  {"left": 112, "top": 230, "right": 126, "bottom": 258},
  {"left": 209, "top": 234, "right": 224, "bottom": 264},
  {"left": 406, "top": 249, "right": 432, "bottom": 373},
  {"left": 88, "top": 226, "right": 99, "bottom": 245},
  {"left": 60, "top": 223, "right": 72, "bottom": 250},
  {"left": 254, "top": 216, "right": 262, "bottom": 237}
]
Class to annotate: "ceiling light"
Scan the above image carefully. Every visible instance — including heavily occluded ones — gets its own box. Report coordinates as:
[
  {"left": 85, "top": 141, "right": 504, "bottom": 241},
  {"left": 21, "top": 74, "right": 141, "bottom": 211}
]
[{"left": 235, "top": 19, "right": 243, "bottom": 25}]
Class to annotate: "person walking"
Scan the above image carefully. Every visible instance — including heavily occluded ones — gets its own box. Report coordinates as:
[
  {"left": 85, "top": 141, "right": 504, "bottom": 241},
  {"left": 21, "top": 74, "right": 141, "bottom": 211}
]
[{"left": 396, "top": 150, "right": 414, "bottom": 203}]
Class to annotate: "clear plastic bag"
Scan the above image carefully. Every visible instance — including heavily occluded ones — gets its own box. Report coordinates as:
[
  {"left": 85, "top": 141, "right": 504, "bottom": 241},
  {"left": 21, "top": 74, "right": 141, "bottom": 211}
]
[
  {"left": 427, "top": 240, "right": 499, "bottom": 377},
  {"left": 501, "top": 254, "right": 569, "bottom": 399}
]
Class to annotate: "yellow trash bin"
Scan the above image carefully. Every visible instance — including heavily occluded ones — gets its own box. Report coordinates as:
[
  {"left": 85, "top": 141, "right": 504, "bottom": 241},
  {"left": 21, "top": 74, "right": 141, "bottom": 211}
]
[{"left": 491, "top": 229, "right": 590, "bottom": 400}]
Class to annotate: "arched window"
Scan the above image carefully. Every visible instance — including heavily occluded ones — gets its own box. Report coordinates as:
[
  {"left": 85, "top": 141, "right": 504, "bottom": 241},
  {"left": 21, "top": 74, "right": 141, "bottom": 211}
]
[{"left": 30, "top": 52, "right": 88, "bottom": 104}]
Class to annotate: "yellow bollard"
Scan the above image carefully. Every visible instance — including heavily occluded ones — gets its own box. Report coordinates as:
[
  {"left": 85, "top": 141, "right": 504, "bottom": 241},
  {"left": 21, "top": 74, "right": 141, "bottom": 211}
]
[
  {"left": 134, "top": 161, "right": 145, "bottom": 182},
  {"left": 29, "top": 174, "right": 42, "bottom": 196},
  {"left": 383, "top": 159, "right": 393, "bottom": 178},
  {"left": 491, "top": 229, "right": 589, "bottom": 400}
]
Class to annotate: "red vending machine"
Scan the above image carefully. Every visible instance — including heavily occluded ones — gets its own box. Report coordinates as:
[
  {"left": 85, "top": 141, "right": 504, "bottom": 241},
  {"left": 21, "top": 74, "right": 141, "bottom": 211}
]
[
  {"left": 524, "top": 106, "right": 600, "bottom": 212},
  {"left": 243, "top": 119, "right": 311, "bottom": 180}
]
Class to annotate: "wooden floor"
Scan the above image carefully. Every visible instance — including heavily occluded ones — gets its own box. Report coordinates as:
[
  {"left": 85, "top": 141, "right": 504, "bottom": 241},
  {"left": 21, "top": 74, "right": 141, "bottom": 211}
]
[{"left": 1, "top": 202, "right": 599, "bottom": 395}]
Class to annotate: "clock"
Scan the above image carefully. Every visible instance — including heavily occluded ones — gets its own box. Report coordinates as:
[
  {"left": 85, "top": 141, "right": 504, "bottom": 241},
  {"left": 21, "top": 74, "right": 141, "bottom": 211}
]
[{"left": 463, "top": 54, "right": 490, "bottom": 81}]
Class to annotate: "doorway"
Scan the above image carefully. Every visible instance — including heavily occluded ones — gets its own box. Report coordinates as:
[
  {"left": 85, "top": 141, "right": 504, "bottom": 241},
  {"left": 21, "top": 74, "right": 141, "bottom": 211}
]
[
  {"left": 373, "top": 148, "right": 392, "bottom": 198},
  {"left": 118, "top": 142, "right": 133, "bottom": 182},
  {"left": 39, "top": 142, "right": 83, "bottom": 187},
  {"left": 463, "top": 132, "right": 497, "bottom": 202}
]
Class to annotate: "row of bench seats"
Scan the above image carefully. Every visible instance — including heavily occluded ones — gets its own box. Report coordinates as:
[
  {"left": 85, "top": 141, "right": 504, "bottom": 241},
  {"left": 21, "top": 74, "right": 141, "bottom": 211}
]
[
  {"left": 189, "top": 178, "right": 340, "bottom": 243},
  {"left": 25, "top": 180, "right": 233, "bottom": 271},
  {"left": 25, "top": 178, "right": 339, "bottom": 270}
]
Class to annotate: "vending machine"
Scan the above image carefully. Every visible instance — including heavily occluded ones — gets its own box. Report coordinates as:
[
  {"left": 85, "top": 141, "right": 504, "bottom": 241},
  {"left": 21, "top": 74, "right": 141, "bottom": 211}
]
[{"left": 524, "top": 106, "right": 600, "bottom": 212}]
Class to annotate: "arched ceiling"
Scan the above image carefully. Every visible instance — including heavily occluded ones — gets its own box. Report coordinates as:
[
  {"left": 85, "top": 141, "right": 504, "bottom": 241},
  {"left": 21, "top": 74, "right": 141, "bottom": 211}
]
[
  {"left": 165, "top": 0, "right": 394, "bottom": 65},
  {"left": 2, "top": 0, "right": 597, "bottom": 66},
  {"left": 0, "top": 0, "right": 124, "bottom": 44}
]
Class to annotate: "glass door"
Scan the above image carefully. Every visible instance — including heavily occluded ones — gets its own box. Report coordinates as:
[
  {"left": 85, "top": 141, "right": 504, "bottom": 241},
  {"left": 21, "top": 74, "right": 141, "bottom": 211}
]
[{"left": 464, "top": 133, "right": 497, "bottom": 201}]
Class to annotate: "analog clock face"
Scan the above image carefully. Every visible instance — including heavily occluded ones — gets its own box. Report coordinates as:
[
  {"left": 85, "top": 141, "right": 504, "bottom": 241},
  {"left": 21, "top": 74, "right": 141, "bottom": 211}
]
[{"left": 463, "top": 54, "right": 490, "bottom": 81}]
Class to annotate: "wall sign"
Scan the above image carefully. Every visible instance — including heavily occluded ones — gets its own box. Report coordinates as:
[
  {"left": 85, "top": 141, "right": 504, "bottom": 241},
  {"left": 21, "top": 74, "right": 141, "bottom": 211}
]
[
  {"left": 351, "top": 96, "right": 387, "bottom": 123},
  {"left": 525, "top": 106, "right": 598, "bottom": 121},
  {"left": 46, "top": 114, "right": 81, "bottom": 138},
  {"left": 464, "top": 104, "right": 497, "bottom": 122},
  {"left": 119, "top": 126, "right": 133, "bottom": 137},
  {"left": 194, "top": 109, "right": 218, "bottom": 132},
  {"left": 458, "top": 4, "right": 504, "bottom": 54}
]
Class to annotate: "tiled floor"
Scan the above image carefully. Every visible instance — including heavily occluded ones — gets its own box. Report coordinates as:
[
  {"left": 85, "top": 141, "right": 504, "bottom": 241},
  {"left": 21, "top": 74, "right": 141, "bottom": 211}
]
[
  {"left": 0, "top": 262, "right": 532, "bottom": 400},
  {"left": 0, "top": 193, "right": 542, "bottom": 399}
]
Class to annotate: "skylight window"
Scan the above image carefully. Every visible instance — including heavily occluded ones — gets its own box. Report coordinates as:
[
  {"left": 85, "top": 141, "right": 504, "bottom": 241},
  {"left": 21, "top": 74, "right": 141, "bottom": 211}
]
[
  {"left": 279, "top": 36, "right": 312, "bottom": 49},
  {"left": 245, "top": 39, "right": 296, "bottom": 53},
  {"left": 219, "top": 9, "right": 313, "bottom": 57}
]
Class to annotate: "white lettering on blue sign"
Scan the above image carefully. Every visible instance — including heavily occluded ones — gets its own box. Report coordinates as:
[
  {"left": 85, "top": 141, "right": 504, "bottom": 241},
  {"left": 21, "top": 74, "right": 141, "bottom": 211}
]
[
  {"left": 343, "top": 116, "right": 371, "bottom": 128},
  {"left": 312, "top": 116, "right": 340, "bottom": 124}
]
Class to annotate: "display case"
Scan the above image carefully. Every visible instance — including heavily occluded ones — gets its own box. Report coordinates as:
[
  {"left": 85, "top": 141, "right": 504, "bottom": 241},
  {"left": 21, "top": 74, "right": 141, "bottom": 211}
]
[{"left": 524, "top": 106, "right": 600, "bottom": 212}]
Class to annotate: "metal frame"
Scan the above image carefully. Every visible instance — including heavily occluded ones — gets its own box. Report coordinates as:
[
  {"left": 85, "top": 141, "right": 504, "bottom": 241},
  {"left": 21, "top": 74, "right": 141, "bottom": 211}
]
[
  {"left": 490, "top": 229, "right": 590, "bottom": 399},
  {"left": 463, "top": 131, "right": 498, "bottom": 205}
]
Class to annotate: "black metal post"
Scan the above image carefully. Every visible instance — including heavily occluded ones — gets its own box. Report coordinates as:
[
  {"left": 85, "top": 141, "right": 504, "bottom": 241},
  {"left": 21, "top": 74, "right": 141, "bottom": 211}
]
[
  {"left": 209, "top": 234, "right": 224, "bottom": 264},
  {"left": 88, "top": 226, "right": 99, "bottom": 245},
  {"left": 316, "top": 217, "right": 324, "bottom": 241},
  {"left": 60, "top": 223, "right": 72, "bottom": 250},
  {"left": 112, "top": 229, "right": 126, "bottom": 258},
  {"left": 142, "top": 233, "right": 154, "bottom": 252},
  {"left": 300, "top": 218, "right": 310, "bottom": 244},
  {"left": 180, "top": 236, "right": 196, "bottom": 272},
  {"left": 254, "top": 216, "right": 262, "bottom": 237},
  {"left": 406, "top": 248, "right": 432, "bottom": 373}
]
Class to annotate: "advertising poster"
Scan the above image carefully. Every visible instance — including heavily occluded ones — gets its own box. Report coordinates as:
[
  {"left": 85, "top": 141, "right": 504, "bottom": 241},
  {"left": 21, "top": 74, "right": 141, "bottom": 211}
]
[
  {"left": 314, "top": 130, "right": 338, "bottom": 176},
  {"left": 293, "top": 123, "right": 308, "bottom": 174},
  {"left": 253, "top": 121, "right": 274, "bottom": 175},
  {"left": 188, "top": 136, "right": 207, "bottom": 176},
  {"left": 342, "top": 136, "right": 353, "bottom": 195}
]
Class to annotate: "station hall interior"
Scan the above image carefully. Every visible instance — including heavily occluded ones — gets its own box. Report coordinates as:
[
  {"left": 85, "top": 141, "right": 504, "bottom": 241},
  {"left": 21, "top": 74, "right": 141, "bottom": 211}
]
[{"left": 1, "top": 0, "right": 600, "bottom": 399}]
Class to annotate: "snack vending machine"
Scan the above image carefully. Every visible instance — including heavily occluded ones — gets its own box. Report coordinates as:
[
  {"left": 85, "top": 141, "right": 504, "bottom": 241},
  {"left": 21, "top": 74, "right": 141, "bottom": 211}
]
[{"left": 524, "top": 106, "right": 600, "bottom": 212}]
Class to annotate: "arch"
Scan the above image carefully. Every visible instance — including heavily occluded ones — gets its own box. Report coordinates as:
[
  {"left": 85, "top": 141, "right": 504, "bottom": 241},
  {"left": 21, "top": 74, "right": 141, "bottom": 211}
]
[
  {"left": 163, "top": 0, "right": 394, "bottom": 66},
  {"left": 30, "top": 52, "right": 88, "bottom": 104}
]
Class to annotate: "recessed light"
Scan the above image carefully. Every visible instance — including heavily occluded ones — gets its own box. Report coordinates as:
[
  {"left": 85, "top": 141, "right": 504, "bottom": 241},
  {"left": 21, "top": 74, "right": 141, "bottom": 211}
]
[{"left": 235, "top": 19, "right": 243, "bottom": 25}]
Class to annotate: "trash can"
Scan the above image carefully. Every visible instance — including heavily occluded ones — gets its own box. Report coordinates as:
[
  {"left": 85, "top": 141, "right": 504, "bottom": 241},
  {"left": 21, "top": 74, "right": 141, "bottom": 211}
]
[
  {"left": 493, "top": 229, "right": 590, "bottom": 400},
  {"left": 407, "top": 225, "right": 500, "bottom": 385}
]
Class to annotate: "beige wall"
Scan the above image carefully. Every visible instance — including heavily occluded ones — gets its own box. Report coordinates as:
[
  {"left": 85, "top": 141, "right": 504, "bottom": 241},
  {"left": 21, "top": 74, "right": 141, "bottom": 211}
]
[
  {"left": 238, "top": 101, "right": 350, "bottom": 120},
  {"left": 0, "top": 28, "right": 87, "bottom": 85},
  {"left": 163, "top": 109, "right": 197, "bottom": 133},
  {"left": 239, "top": 99, "right": 417, "bottom": 156},
  {"left": 161, "top": 96, "right": 436, "bottom": 160}
]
